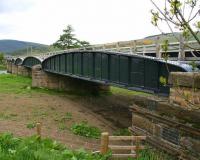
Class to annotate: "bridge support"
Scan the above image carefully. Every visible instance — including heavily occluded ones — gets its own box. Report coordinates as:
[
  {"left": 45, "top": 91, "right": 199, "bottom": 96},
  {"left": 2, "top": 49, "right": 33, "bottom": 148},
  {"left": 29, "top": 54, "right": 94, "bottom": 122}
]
[
  {"left": 32, "top": 65, "right": 110, "bottom": 95},
  {"left": 6, "top": 61, "right": 12, "bottom": 73},
  {"left": 7, "top": 63, "right": 31, "bottom": 77},
  {"left": 17, "top": 66, "right": 31, "bottom": 77}
]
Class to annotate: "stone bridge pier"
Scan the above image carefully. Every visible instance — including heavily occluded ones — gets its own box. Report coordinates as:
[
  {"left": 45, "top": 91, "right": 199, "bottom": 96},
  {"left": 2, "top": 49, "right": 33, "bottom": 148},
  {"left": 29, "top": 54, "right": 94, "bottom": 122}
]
[
  {"left": 32, "top": 65, "right": 110, "bottom": 95},
  {"left": 7, "top": 63, "right": 31, "bottom": 77}
]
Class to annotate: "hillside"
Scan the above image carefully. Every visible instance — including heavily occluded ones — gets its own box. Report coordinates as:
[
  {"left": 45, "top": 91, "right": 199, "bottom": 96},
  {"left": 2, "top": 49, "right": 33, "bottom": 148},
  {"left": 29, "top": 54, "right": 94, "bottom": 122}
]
[
  {"left": 0, "top": 40, "right": 49, "bottom": 55},
  {"left": 144, "top": 32, "right": 200, "bottom": 43}
]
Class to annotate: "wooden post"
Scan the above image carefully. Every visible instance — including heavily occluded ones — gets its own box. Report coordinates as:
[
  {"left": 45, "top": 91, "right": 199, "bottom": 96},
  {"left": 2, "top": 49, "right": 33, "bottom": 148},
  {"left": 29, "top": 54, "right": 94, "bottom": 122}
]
[
  {"left": 135, "top": 137, "right": 140, "bottom": 158},
  {"left": 36, "top": 122, "right": 41, "bottom": 137},
  {"left": 100, "top": 132, "right": 109, "bottom": 154}
]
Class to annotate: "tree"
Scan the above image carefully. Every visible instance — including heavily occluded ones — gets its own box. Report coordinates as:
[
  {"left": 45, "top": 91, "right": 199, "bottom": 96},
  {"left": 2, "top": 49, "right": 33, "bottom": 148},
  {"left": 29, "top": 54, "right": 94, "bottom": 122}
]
[
  {"left": 150, "top": 0, "right": 200, "bottom": 50},
  {"left": 0, "top": 53, "right": 4, "bottom": 65},
  {"left": 53, "top": 25, "right": 90, "bottom": 49},
  {"left": 151, "top": 0, "right": 200, "bottom": 110}
]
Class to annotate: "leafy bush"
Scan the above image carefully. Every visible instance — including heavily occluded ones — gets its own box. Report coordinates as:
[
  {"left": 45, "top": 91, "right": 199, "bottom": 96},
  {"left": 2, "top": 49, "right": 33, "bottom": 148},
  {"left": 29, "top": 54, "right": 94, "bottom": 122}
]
[
  {"left": 0, "top": 133, "right": 110, "bottom": 160},
  {"left": 26, "top": 122, "right": 36, "bottom": 129},
  {"left": 71, "top": 121, "right": 101, "bottom": 139},
  {"left": 113, "top": 128, "right": 131, "bottom": 136}
]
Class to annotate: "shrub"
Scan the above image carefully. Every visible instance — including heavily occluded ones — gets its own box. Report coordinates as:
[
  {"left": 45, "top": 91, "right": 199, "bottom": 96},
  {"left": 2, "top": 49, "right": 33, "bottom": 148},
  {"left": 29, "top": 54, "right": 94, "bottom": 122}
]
[{"left": 71, "top": 121, "right": 101, "bottom": 139}]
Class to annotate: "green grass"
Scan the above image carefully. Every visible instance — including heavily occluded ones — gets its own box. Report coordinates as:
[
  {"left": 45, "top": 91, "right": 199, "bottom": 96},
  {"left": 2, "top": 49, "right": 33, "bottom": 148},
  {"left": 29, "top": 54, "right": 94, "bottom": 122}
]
[
  {"left": 0, "top": 74, "right": 65, "bottom": 95},
  {"left": 0, "top": 74, "right": 151, "bottom": 97},
  {"left": 0, "top": 113, "right": 18, "bottom": 120},
  {"left": 71, "top": 121, "right": 101, "bottom": 139},
  {"left": 113, "top": 128, "right": 131, "bottom": 136},
  {"left": 58, "top": 122, "right": 68, "bottom": 130},
  {"left": 134, "top": 146, "right": 176, "bottom": 160},
  {"left": 110, "top": 86, "right": 150, "bottom": 97},
  {"left": 26, "top": 122, "right": 36, "bottom": 129},
  {"left": 0, "top": 133, "right": 111, "bottom": 160},
  {"left": 0, "top": 133, "right": 175, "bottom": 160}
]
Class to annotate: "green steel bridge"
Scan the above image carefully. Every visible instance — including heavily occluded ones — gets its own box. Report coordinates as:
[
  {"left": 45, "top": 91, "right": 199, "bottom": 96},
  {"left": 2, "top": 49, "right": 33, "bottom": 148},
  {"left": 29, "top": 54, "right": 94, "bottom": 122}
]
[{"left": 11, "top": 50, "right": 193, "bottom": 95}]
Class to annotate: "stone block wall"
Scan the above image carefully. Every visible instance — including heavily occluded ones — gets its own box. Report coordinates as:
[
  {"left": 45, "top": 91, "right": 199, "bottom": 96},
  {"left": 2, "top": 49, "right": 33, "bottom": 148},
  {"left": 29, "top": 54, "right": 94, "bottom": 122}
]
[
  {"left": 7, "top": 63, "right": 31, "bottom": 77},
  {"left": 130, "top": 72, "right": 200, "bottom": 160},
  {"left": 7, "top": 61, "right": 12, "bottom": 73},
  {"left": 11, "top": 63, "right": 18, "bottom": 74},
  {"left": 169, "top": 72, "right": 200, "bottom": 110},
  {"left": 32, "top": 65, "right": 110, "bottom": 95},
  {"left": 17, "top": 66, "right": 31, "bottom": 77}
]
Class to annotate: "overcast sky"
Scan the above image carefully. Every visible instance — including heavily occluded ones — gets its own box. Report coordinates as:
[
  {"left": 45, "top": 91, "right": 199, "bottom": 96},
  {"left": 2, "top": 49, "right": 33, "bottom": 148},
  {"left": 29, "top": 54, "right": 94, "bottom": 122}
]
[{"left": 0, "top": 0, "right": 169, "bottom": 45}]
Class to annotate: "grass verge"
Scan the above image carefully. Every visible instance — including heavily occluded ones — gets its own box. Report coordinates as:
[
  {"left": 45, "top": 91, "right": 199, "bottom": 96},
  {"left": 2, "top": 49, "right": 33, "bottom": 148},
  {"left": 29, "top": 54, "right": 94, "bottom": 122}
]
[{"left": 0, "top": 133, "right": 110, "bottom": 160}]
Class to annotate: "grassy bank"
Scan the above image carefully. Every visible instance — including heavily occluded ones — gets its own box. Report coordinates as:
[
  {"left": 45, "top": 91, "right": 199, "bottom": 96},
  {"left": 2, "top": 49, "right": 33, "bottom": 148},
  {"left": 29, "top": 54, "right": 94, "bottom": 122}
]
[
  {"left": 0, "top": 133, "right": 174, "bottom": 160},
  {"left": 0, "top": 74, "right": 65, "bottom": 95},
  {"left": 0, "top": 74, "right": 149, "bottom": 97}
]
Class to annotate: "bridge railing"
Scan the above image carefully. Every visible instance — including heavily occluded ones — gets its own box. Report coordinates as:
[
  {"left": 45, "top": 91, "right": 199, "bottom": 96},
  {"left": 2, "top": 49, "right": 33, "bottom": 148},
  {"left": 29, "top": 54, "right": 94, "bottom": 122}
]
[{"left": 19, "top": 39, "right": 200, "bottom": 61}]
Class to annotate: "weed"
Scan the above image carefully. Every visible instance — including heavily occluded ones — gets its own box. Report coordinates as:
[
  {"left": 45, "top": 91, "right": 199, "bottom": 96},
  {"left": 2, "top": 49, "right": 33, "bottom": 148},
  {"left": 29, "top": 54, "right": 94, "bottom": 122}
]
[
  {"left": 63, "top": 112, "right": 72, "bottom": 120},
  {"left": 58, "top": 122, "right": 68, "bottom": 130},
  {"left": 113, "top": 128, "right": 131, "bottom": 136},
  {"left": 26, "top": 122, "right": 36, "bottom": 129},
  {"left": 71, "top": 121, "right": 101, "bottom": 139},
  {"left": 0, "top": 113, "right": 17, "bottom": 120},
  {"left": 135, "top": 146, "right": 176, "bottom": 160}
]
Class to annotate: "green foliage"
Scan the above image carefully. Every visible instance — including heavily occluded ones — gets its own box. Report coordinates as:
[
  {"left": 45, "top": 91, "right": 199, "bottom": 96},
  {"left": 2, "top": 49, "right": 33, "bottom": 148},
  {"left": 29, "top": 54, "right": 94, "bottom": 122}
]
[
  {"left": 151, "top": 10, "right": 159, "bottom": 26},
  {"left": 161, "top": 40, "right": 169, "bottom": 53},
  {"left": 189, "top": 61, "right": 198, "bottom": 71},
  {"left": 53, "top": 25, "right": 90, "bottom": 49},
  {"left": 0, "top": 53, "right": 4, "bottom": 64},
  {"left": 0, "top": 133, "right": 110, "bottom": 160},
  {"left": 113, "top": 128, "right": 131, "bottom": 136},
  {"left": 26, "top": 122, "right": 36, "bottom": 129},
  {"left": 110, "top": 86, "right": 150, "bottom": 96},
  {"left": 159, "top": 76, "right": 167, "bottom": 86},
  {"left": 64, "top": 112, "right": 72, "bottom": 121},
  {"left": 71, "top": 121, "right": 101, "bottom": 139},
  {"left": 58, "top": 122, "right": 68, "bottom": 130},
  {"left": 135, "top": 146, "right": 175, "bottom": 160}
]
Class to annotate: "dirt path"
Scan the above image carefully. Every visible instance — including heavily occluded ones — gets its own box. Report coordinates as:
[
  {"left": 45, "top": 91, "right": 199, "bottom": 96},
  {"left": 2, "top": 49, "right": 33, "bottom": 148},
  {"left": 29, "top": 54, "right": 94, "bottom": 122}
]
[{"left": 0, "top": 92, "right": 132, "bottom": 151}]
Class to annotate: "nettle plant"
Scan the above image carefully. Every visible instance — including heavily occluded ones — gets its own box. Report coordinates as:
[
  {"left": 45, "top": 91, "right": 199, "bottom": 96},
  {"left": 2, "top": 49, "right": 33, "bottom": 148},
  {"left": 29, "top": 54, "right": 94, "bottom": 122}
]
[{"left": 150, "top": 0, "right": 200, "bottom": 110}]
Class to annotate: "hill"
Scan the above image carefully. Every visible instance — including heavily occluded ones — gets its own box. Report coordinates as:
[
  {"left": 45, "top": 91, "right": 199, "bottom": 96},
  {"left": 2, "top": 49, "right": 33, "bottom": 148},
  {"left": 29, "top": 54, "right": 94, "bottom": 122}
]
[
  {"left": 144, "top": 32, "right": 200, "bottom": 43},
  {"left": 0, "top": 40, "right": 49, "bottom": 55}
]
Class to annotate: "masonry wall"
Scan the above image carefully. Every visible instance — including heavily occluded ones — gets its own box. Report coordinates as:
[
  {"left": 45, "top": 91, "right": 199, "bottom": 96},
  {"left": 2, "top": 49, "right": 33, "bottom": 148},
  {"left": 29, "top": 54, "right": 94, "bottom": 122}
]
[
  {"left": 32, "top": 65, "right": 110, "bottom": 95},
  {"left": 7, "top": 61, "right": 12, "bottom": 73},
  {"left": 6, "top": 63, "right": 31, "bottom": 77},
  {"left": 130, "top": 72, "right": 200, "bottom": 160}
]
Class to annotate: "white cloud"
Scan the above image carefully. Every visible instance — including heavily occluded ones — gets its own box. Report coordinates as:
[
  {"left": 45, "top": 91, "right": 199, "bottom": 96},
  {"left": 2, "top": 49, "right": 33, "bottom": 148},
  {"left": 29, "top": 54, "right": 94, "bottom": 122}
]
[{"left": 0, "top": 0, "right": 170, "bottom": 45}]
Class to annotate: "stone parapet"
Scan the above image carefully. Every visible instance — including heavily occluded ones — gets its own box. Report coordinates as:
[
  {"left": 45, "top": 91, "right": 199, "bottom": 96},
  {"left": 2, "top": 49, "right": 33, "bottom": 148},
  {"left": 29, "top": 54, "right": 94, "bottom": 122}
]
[
  {"left": 169, "top": 72, "right": 200, "bottom": 89},
  {"left": 168, "top": 72, "right": 200, "bottom": 109}
]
